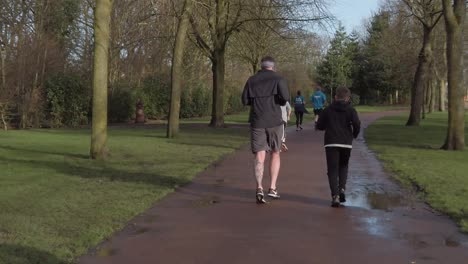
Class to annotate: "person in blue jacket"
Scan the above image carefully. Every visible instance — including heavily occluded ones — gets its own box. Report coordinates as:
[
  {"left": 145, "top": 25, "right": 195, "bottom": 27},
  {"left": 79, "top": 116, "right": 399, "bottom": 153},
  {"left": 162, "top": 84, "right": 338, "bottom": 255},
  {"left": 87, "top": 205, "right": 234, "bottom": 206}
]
[{"left": 310, "top": 86, "right": 327, "bottom": 125}]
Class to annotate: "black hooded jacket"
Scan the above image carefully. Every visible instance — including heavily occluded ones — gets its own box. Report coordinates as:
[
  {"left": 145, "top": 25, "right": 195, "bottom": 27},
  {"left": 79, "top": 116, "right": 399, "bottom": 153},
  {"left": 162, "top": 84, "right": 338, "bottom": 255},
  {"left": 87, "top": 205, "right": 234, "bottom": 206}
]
[
  {"left": 316, "top": 101, "right": 361, "bottom": 146},
  {"left": 241, "top": 69, "right": 289, "bottom": 128}
]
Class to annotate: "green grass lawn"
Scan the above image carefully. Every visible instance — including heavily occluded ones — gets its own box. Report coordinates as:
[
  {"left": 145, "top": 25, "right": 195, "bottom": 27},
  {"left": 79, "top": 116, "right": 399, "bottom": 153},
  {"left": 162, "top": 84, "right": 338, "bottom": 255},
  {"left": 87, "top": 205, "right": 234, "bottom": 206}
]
[
  {"left": 0, "top": 125, "right": 248, "bottom": 264},
  {"left": 366, "top": 112, "right": 468, "bottom": 231},
  {"left": 355, "top": 105, "right": 408, "bottom": 113},
  {"left": 182, "top": 110, "right": 316, "bottom": 126}
]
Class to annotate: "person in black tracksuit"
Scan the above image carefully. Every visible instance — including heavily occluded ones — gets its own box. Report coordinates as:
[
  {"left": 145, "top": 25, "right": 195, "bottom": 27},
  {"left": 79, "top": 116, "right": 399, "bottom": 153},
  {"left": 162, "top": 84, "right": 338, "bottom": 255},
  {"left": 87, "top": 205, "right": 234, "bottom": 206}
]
[{"left": 316, "top": 87, "right": 361, "bottom": 207}]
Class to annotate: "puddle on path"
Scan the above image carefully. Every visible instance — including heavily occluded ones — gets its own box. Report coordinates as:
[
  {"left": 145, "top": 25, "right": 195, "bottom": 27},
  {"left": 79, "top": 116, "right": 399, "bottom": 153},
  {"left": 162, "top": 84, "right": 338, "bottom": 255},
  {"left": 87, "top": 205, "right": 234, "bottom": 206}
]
[
  {"left": 401, "top": 233, "right": 430, "bottom": 250},
  {"left": 361, "top": 217, "right": 389, "bottom": 237},
  {"left": 132, "top": 227, "right": 151, "bottom": 235},
  {"left": 444, "top": 237, "right": 462, "bottom": 248},
  {"left": 346, "top": 191, "right": 406, "bottom": 211},
  {"left": 97, "top": 247, "right": 118, "bottom": 257},
  {"left": 192, "top": 195, "right": 220, "bottom": 208},
  {"left": 142, "top": 214, "right": 159, "bottom": 223}
]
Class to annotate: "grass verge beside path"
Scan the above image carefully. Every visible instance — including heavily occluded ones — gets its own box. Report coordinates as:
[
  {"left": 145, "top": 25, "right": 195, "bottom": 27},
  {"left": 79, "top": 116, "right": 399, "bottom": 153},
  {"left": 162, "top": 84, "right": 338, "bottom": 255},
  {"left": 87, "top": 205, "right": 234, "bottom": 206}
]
[
  {"left": 355, "top": 105, "right": 407, "bottom": 113},
  {"left": 0, "top": 125, "right": 248, "bottom": 264},
  {"left": 366, "top": 112, "right": 468, "bottom": 231}
]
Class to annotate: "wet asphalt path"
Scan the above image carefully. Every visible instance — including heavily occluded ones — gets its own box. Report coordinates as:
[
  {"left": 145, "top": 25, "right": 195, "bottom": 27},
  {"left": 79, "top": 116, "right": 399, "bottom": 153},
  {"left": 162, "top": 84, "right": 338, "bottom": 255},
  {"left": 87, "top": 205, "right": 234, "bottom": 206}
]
[{"left": 80, "top": 112, "right": 468, "bottom": 264}]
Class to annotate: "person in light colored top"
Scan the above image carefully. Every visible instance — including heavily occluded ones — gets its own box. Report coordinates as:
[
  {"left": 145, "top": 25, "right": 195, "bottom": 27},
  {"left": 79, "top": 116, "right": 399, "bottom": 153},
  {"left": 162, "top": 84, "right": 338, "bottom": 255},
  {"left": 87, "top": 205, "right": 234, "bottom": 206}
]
[{"left": 280, "top": 101, "right": 291, "bottom": 151}]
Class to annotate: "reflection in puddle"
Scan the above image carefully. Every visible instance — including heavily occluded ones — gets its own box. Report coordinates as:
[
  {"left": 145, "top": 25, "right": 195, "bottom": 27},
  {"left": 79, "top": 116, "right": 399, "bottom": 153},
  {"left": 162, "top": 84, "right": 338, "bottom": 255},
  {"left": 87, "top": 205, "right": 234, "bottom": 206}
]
[
  {"left": 346, "top": 191, "right": 405, "bottom": 211},
  {"left": 361, "top": 217, "right": 388, "bottom": 237}
]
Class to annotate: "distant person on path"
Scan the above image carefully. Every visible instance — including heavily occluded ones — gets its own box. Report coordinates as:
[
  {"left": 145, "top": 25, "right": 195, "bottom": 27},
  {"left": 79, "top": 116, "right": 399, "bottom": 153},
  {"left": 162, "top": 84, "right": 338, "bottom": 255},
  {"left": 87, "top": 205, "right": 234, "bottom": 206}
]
[
  {"left": 316, "top": 87, "right": 361, "bottom": 207},
  {"left": 280, "top": 101, "right": 292, "bottom": 151},
  {"left": 242, "top": 56, "right": 290, "bottom": 204},
  {"left": 310, "top": 86, "right": 327, "bottom": 125},
  {"left": 294, "top": 91, "right": 306, "bottom": 131}
]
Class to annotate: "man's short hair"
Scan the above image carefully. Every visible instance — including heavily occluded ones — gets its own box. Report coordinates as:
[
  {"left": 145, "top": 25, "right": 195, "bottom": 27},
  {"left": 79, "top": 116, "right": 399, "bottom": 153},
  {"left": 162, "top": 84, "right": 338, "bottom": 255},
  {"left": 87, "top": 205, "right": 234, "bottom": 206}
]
[
  {"left": 261, "top": 56, "right": 275, "bottom": 69},
  {"left": 335, "top": 87, "right": 351, "bottom": 100}
]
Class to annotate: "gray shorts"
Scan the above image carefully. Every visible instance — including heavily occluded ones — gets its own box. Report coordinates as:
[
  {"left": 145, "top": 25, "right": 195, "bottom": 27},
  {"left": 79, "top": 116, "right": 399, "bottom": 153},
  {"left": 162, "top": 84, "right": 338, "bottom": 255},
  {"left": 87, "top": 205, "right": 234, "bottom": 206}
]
[{"left": 250, "top": 125, "right": 284, "bottom": 153}]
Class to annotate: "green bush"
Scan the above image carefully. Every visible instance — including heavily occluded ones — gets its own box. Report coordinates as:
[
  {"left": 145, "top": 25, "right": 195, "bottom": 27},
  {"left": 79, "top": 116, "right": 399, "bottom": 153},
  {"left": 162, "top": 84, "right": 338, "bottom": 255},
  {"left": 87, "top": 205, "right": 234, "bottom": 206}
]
[
  {"left": 179, "top": 83, "right": 211, "bottom": 118},
  {"left": 225, "top": 87, "right": 246, "bottom": 115},
  {"left": 108, "top": 83, "right": 136, "bottom": 123},
  {"left": 226, "top": 91, "right": 245, "bottom": 114},
  {"left": 45, "top": 74, "right": 90, "bottom": 127},
  {"left": 190, "top": 84, "right": 211, "bottom": 117},
  {"left": 139, "top": 75, "right": 170, "bottom": 119},
  {"left": 179, "top": 88, "right": 193, "bottom": 118}
]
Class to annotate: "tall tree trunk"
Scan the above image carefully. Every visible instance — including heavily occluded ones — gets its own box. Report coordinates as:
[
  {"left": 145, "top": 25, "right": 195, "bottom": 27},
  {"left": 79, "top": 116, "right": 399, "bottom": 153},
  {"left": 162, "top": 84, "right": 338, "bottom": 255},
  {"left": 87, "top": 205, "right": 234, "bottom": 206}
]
[
  {"left": 441, "top": 0, "right": 466, "bottom": 150},
  {"left": 424, "top": 80, "right": 431, "bottom": 110},
  {"left": 429, "top": 80, "right": 436, "bottom": 113},
  {"left": 90, "top": 0, "right": 113, "bottom": 159},
  {"left": 167, "top": 0, "right": 192, "bottom": 138},
  {"left": 1, "top": 46, "right": 5, "bottom": 91},
  {"left": 208, "top": 0, "right": 227, "bottom": 128},
  {"left": 439, "top": 79, "right": 446, "bottom": 111},
  {"left": 407, "top": 27, "right": 434, "bottom": 126},
  {"left": 210, "top": 48, "right": 226, "bottom": 127},
  {"left": 422, "top": 85, "right": 426, "bottom": 119}
]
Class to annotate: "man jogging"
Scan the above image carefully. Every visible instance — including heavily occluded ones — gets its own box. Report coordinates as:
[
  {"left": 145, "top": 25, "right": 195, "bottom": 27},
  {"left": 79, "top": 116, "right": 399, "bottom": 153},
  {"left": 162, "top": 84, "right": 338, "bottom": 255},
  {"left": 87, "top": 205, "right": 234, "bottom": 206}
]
[
  {"left": 311, "top": 86, "right": 327, "bottom": 125},
  {"left": 242, "top": 56, "right": 290, "bottom": 204}
]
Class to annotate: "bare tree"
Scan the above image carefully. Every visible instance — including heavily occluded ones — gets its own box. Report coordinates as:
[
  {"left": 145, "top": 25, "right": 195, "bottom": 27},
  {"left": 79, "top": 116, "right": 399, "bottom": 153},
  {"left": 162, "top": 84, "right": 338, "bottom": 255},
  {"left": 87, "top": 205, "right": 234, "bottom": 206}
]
[
  {"left": 167, "top": 0, "right": 192, "bottom": 138},
  {"left": 404, "top": 0, "right": 443, "bottom": 126},
  {"left": 441, "top": 0, "right": 466, "bottom": 150},
  {"left": 90, "top": 0, "right": 114, "bottom": 159},
  {"left": 190, "top": 0, "right": 330, "bottom": 127}
]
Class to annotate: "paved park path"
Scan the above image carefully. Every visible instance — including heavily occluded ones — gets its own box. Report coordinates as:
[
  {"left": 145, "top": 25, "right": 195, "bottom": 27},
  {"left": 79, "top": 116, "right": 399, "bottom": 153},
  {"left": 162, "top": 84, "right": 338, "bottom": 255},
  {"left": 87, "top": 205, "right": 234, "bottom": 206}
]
[{"left": 80, "top": 112, "right": 468, "bottom": 264}]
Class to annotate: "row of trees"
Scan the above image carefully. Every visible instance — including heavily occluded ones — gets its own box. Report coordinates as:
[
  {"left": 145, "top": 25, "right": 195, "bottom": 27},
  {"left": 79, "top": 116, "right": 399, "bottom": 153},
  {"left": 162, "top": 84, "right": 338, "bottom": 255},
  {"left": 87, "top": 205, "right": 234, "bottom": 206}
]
[
  {"left": 0, "top": 0, "right": 331, "bottom": 158},
  {"left": 317, "top": 0, "right": 466, "bottom": 151}
]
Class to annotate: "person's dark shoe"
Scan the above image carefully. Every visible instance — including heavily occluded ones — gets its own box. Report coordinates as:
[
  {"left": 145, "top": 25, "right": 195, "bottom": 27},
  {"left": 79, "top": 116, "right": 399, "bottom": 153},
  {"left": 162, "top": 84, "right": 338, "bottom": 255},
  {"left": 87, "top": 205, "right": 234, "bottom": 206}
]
[
  {"left": 267, "top": 188, "right": 280, "bottom": 199},
  {"left": 339, "top": 189, "right": 346, "bottom": 203},
  {"left": 299, "top": 125, "right": 303, "bottom": 130},
  {"left": 256, "top": 188, "right": 267, "bottom": 204},
  {"left": 331, "top": 195, "right": 340, "bottom": 207}
]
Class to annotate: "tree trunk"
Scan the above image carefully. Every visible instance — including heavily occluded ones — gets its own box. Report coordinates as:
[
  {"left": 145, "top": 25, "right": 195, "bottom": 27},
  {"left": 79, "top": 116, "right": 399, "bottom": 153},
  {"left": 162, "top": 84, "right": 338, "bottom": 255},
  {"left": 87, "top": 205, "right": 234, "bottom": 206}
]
[
  {"left": 407, "top": 27, "right": 434, "bottom": 126},
  {"left": 209, "top": 48, "right": 226, "bottom": 127},
  {"left": 422, "top": 85, "right": 426, "bottom": 119},
  {"left": 429, "top": 80, "right": 436, "bottom": 113},
  {"left": 441, "top": 0, "right": 466, "bottom": 150},
  {"left": 1, "top": 47, "right": 5, "bottom": 91},
  {"left": 0, "top": 103, "right": 7, "bottom": 131},
  {"left": 439, "top": 79, "right": 446, "bottom": 111},
  {"left": 90, "top": 0, "right": 113, "bottom": 159},
  {"left": 167, "top": 0, "right": 192, "bottom": 138}
]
